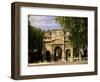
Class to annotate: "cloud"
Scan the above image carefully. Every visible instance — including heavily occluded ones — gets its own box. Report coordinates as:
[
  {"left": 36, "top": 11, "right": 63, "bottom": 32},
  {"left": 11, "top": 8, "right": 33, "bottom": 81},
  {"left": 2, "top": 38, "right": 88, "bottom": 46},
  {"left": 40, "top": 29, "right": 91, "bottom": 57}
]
[{"left": 29, "top": 15, "right": 61, "bottom": 31}]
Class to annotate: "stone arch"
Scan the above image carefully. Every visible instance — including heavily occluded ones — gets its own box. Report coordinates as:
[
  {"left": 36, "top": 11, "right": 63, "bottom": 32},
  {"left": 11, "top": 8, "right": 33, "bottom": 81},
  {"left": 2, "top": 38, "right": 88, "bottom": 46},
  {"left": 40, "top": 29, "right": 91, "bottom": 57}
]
[{"left": 54, "top": 46, "right": 62, "bottom": 61}]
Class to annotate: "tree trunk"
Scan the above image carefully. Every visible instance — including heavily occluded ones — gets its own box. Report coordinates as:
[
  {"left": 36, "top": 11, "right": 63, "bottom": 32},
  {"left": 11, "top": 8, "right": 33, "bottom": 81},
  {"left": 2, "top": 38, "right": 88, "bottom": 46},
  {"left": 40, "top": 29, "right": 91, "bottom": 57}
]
[{"left": 79, "top": 48, "right": 82, "bottom": 62}]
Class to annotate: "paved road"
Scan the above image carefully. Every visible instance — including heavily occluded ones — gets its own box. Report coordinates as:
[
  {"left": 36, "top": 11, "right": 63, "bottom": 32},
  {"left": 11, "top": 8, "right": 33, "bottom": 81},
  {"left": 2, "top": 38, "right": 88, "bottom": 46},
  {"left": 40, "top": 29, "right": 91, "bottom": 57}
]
[{"left": 28, "top": 61, "right": 88, "bottom": 67}]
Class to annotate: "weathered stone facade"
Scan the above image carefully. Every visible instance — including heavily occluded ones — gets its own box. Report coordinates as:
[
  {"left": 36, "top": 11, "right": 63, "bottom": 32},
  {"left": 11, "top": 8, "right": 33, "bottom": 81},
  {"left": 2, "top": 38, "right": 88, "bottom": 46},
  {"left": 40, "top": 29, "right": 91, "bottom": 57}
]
[{"left": 42, "top": 29, "right": 73, "bottom": 62}]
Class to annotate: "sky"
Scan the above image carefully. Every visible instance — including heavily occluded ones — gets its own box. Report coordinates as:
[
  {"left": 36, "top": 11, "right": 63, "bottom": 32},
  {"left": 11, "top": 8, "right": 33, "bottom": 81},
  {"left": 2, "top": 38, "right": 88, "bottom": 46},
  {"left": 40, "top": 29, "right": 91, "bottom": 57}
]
[{"left": 28, "top": 15, "right": 61, "bottom": 31}]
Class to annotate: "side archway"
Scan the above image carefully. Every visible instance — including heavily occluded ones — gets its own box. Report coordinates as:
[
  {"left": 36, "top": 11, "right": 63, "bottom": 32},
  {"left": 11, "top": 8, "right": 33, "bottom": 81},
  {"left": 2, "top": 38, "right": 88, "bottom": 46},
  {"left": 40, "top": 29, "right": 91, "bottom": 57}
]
[
  {"left": 66, "top": 49, "right": 71, "bottom": 61},
  {"left": 45, "top": 50, "right": 52, "bottom": 62},
  {"left": 54, "top": 47, "right": 62, "bottom": 61}
]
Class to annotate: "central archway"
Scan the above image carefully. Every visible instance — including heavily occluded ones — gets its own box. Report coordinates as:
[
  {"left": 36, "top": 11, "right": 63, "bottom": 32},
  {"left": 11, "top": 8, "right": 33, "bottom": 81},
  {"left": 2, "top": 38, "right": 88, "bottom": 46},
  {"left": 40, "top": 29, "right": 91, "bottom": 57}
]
[{"left": 54, "top": 47, "right": 62, "bottom": 61}]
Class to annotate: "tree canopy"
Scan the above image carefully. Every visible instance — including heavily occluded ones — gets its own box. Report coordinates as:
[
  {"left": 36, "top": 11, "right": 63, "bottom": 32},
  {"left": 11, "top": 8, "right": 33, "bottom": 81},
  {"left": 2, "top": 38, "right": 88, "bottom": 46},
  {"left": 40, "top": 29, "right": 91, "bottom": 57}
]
[
  {"left": 56, "top": 16, "right": 88, "bottom": 56},
  {"left": 28, "top": 23, "right": 44, "bottom": 52},
  {"left": 28, "top": 22, "right": 44, "bottom": 63}
]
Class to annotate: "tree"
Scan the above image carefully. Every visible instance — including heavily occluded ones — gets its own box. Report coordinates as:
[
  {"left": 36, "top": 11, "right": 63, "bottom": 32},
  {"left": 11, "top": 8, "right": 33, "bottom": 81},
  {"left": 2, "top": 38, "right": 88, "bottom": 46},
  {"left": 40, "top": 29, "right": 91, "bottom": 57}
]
[
  {"left": 56, "top": 16, "right": 88, "bottom": 57},
  {"left": 28, "top": 25, "right": 44, "bottom": 51},
  {"left": 28, "top": 21, "right": 44, "bottom": 63}
]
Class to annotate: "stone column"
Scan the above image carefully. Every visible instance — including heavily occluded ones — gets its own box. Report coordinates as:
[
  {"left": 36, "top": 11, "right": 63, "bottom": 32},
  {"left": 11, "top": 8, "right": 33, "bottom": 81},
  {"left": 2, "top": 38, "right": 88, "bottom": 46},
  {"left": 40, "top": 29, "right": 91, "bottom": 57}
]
[
  {"left": 61, "top": 45, "right": 65, "bottom": 62},
  {"left": 52, "top": 45, "right": 54, "bottom": 62}
]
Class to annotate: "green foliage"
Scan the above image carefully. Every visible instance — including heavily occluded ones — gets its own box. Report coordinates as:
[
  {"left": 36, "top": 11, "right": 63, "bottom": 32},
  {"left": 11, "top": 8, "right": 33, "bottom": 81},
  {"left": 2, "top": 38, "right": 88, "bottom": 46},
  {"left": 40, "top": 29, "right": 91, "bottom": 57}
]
[
  {"left": 28, "top": 24, "right": 44, "bottom": 52},
  {"left": 56, "top": 16, "right": 88, "bottom": 56}
]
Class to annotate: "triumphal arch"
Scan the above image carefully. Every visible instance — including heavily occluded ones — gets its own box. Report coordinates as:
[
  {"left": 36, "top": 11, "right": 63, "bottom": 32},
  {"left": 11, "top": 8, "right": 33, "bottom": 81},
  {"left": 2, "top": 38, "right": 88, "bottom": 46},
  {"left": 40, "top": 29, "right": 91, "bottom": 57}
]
[{"left": 42, "top": 29, "right": 73, "bottom": 62}]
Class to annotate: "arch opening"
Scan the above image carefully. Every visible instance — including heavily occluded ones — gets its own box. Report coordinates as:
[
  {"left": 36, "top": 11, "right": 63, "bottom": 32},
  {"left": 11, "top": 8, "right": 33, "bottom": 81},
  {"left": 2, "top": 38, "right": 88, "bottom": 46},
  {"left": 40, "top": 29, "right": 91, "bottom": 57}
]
[
  {"left": 54, "top": 47, "right": 62, "bottom": 61},
  {"left": 66, "top": 49, "right": 71, "bottom": 61}
]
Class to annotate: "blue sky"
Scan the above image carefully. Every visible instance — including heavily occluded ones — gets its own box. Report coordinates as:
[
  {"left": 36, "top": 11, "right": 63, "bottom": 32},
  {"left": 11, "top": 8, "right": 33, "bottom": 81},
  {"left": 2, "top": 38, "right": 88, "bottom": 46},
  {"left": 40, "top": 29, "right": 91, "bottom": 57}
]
[{"left": 28, "top": 15, "right": 61, "bottom": 31}]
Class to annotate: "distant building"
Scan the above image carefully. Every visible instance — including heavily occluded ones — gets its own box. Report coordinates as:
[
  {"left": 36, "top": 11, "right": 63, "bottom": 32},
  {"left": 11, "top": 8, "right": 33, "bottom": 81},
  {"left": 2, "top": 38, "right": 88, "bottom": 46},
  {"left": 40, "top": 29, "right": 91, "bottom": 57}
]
[{"left": 42, "top": 29, "right": 73, "bottom": 62}]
